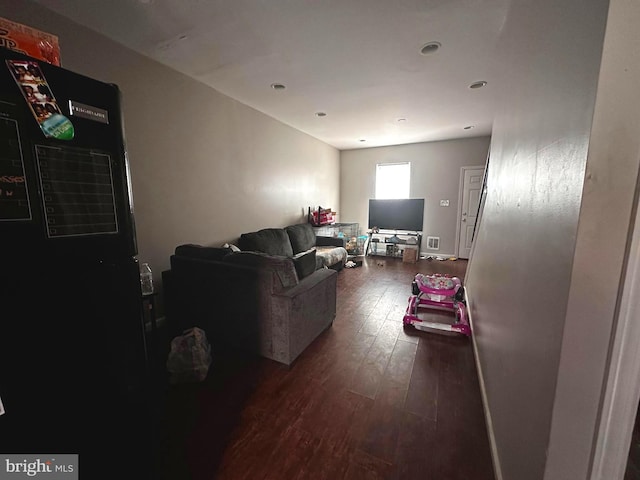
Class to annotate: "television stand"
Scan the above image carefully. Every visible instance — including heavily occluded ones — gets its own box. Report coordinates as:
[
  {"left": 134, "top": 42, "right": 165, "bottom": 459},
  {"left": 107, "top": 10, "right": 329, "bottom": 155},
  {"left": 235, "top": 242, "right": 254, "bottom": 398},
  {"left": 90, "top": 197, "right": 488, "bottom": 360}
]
[{"left": 365, "top": 230, "right": 422, "bottom": 259}]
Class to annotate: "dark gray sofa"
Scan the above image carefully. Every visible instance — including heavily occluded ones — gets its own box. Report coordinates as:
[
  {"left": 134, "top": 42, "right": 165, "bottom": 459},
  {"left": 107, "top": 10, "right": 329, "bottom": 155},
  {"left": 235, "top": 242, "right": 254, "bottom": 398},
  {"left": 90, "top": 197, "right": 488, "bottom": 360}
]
[{"left": 163, "top": 223, "right": 343, "bottom": 366}]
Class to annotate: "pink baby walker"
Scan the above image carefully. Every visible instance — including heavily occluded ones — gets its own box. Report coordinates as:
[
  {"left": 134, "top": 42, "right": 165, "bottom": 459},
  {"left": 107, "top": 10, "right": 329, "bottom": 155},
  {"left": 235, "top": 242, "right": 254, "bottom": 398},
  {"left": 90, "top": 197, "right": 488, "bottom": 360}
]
[{"left": 402, "top": 273, "right": 470, "bottom": 336}]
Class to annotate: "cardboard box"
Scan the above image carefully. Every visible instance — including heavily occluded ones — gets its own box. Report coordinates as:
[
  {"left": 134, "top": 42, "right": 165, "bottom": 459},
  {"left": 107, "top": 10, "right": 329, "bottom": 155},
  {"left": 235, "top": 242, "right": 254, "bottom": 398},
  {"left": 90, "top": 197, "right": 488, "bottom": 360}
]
[
  {"left": 0, "top": 16, "right": 60, "bottom": 65},
  {"left": 402, "top": 247, "right": 418, "bottom": 263}
]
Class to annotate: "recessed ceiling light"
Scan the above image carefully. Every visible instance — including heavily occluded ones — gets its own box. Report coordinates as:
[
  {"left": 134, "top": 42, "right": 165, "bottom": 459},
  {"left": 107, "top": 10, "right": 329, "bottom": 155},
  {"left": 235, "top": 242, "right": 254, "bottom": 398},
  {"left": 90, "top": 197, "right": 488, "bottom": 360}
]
[
  {"left": 271, "top": 83, "right": 286, "bottom": 90},
  {"left": 315, "top": 112, "right": 327, "bottom": 117},
  {"left": 469, "top": 81, "right": 487, "bottom": 89},
  {"left": 420, "top": 42, "right": 441, "bottom": 56},
  {"left": 464, "top": 125, "right": 475, "bottom": 130}
]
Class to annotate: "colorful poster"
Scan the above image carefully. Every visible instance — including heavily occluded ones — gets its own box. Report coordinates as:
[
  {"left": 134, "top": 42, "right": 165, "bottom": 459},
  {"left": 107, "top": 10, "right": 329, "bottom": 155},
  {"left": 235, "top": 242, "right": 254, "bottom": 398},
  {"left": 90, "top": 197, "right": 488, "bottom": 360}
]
[
  {"left": 0, "top": 16, "right": 60, "bottom": 66},
  {"left": 6, "top": 59, "right": 74, "bottom": 140}
]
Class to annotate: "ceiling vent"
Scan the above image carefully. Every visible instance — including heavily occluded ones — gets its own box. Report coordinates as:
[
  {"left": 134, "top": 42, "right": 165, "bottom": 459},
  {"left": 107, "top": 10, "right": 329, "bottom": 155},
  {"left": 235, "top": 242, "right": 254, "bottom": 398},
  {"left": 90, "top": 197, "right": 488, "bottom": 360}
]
[{"left": 427, "top": 236, "right": 440, "bottom": 250}]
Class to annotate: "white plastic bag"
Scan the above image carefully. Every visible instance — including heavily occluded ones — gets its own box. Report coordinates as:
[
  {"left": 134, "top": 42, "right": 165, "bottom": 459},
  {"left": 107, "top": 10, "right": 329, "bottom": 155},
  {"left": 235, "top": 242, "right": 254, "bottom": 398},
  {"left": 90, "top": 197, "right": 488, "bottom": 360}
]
[{"left": 166, "top": 327, "right": 212, "bottom": 384}]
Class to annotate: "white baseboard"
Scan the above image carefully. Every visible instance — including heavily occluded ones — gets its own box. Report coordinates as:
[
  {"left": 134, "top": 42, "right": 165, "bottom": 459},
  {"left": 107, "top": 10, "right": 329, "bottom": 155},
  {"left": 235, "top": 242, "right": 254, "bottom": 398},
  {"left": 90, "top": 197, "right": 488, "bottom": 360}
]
[{"left": 466, "top": 289, "right": 503, "bottom": 480}]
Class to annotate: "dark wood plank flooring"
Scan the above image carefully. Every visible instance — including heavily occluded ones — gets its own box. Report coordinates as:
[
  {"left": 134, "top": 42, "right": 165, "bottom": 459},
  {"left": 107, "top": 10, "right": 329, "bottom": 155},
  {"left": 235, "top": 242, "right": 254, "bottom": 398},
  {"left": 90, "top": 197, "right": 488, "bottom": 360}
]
[{"left": 154, "top": 256, "right": 495, "bottom": 480}]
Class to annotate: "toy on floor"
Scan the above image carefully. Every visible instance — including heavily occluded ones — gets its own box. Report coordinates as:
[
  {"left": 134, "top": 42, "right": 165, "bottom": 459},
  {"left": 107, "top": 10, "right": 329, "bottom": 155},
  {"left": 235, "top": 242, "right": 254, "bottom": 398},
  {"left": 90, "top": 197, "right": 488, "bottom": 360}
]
[{"left": 402, "top": 273, "right": 470, "bottom": 336}]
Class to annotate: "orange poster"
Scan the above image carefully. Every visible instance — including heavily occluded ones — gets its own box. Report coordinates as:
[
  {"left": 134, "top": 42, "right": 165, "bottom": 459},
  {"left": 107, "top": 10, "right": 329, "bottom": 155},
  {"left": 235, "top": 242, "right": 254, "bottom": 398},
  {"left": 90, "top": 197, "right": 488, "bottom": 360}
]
[{"left": 0, "top": 16, "right": 60, "bottom": 66}]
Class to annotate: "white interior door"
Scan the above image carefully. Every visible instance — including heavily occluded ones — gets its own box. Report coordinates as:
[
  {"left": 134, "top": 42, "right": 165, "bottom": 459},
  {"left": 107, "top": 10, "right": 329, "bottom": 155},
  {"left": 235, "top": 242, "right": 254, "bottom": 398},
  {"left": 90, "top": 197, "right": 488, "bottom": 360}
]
[{"left": 457, "top": 167, "right": 484, "bottom": 259}]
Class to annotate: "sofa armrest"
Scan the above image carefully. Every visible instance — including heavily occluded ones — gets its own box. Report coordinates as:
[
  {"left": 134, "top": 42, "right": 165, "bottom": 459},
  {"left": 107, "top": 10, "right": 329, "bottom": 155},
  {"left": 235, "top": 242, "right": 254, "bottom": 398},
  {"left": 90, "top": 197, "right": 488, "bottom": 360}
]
[
  {"left": 270, "top": 267, "right": 337, "bottom": 364},
  {"left": 316, "top": 235, "right": 346, "bottom": 248},
  {"left": 274, "top": 267, "right": 336, "bottom": 299}
]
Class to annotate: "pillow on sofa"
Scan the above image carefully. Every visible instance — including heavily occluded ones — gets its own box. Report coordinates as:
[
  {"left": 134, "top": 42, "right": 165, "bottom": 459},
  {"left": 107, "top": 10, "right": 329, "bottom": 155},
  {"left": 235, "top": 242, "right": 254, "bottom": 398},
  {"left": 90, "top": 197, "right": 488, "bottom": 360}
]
[
  {"left": 285, "top": 223, "right": 316, "bottom": 254},
  {"left": 222, "top": 243, "right": 241, "bottom": 252},
  {"left": 292, "top": 248, "right": 317, "bottom": 279},
  {"left": 239, "top": 228, "right": 294, "bottom": 257},
  {"left": 175, "top": 244, "right": 232, "bottom": 261}
]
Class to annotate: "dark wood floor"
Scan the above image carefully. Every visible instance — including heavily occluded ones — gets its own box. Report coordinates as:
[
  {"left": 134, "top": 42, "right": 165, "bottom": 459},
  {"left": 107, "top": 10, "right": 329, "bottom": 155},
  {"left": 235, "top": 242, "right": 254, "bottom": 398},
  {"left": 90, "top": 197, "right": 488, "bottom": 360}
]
[{"left": 153, "top": 256, "right": 495, "bottom": 480}]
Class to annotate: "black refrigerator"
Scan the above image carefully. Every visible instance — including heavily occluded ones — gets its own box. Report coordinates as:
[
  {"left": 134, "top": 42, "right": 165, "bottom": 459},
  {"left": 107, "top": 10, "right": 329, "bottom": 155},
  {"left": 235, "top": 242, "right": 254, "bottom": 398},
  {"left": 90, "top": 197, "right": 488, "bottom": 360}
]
[{"left": 0, "top": 47, "right": 155, "bottom": 477}]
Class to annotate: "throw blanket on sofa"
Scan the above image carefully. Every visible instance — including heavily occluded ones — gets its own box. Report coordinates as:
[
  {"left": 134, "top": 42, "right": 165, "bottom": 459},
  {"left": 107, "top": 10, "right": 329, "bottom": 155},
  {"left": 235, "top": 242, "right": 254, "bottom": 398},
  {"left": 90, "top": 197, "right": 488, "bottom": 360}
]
[{"left": 316, "top": 245, "right": 348, "bottom": 269}]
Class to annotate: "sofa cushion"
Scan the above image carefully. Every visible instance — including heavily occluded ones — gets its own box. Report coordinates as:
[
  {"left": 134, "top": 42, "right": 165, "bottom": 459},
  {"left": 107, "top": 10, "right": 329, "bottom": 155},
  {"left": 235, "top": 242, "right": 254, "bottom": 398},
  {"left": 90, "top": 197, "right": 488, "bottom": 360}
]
[
  {"left": 175, "top": 244, "right": 232, "bottom": 261},
  {"left": 292, "top": 248, "right": 317, "bottom": 279},
  {"left": 285, "top": 223, "right": 316, "bottom": 254},
  {"left": 239, "top": 228, "right": 294, "bottom": 257}
]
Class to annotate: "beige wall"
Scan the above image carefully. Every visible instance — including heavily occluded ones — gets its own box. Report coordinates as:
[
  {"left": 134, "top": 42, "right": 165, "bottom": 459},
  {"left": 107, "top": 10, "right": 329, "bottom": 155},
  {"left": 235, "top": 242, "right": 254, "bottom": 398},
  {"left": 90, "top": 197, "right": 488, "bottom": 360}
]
[
  {"left": 340, "top": 136, "right": 490, "bottom": 256},
  {"left": 465, "top": 0, "right": 618, "bottom": 479},
  {"left": 545, "top": 0, "right": 640, "bottom": 478},
  {"left": 1, "top": 1, "right": 340, "bottom": 313}
]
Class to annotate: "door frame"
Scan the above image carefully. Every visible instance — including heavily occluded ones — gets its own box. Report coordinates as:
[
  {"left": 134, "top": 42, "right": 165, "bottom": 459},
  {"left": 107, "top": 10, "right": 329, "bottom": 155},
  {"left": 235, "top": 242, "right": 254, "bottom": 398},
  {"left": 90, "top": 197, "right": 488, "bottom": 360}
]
[
  {"left": 590, "top": 191, "right": 640, "bottom": 480},
  {"left": 455, "top": 165, "right": 485, "bottom": 259}
]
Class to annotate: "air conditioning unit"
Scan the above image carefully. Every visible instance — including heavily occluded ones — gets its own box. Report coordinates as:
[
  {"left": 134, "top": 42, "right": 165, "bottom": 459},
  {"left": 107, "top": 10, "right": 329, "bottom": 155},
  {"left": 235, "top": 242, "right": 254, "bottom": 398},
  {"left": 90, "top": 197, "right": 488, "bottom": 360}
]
[{"left": 426, "top": 236, "right": 440, "bottom": 250}]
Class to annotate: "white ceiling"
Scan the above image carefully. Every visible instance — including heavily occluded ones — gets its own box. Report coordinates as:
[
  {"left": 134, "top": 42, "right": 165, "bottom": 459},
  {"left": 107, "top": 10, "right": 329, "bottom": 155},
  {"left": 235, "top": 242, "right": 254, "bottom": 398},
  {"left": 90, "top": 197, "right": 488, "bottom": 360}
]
[{"left": 34, "top": 0, "right": 510, "bottom": 150}]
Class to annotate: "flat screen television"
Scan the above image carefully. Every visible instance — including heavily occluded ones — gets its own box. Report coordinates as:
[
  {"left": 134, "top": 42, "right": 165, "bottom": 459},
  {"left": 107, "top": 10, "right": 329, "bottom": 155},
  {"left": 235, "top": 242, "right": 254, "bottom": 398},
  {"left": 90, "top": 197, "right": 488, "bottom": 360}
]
[{"left": 368, "top": 198, "right": 424, "bottom": 232}]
